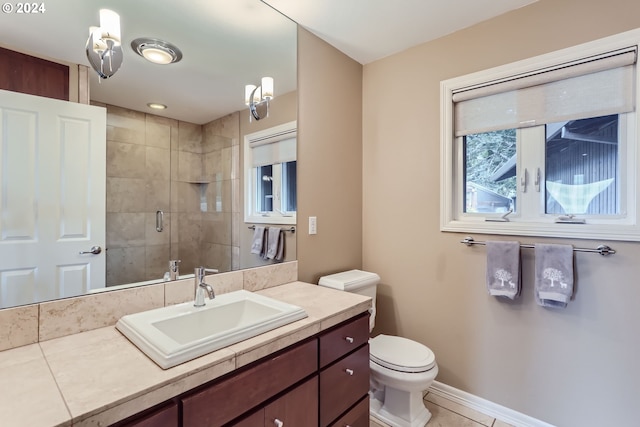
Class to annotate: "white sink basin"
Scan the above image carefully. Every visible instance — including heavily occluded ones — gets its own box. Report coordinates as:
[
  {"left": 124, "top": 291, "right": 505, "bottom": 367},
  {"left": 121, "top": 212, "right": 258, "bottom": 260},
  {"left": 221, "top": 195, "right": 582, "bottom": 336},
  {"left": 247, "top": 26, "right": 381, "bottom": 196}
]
[{"left": 116, "top": 290, "right": 307, "bottom": 369}]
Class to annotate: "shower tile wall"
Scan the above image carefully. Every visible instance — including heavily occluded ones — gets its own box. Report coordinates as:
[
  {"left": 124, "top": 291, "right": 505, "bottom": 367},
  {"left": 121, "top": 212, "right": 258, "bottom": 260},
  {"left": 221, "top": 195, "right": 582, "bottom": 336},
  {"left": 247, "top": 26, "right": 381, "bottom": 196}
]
[
  {"left": 105, "top": 105, "right": 173, "bottom": 286},
  {"left": 202, "top": 113, "right": 239, "bottom": 272},
  {"left": 103, "top": 104, "right": 239, "bottom": 286}
]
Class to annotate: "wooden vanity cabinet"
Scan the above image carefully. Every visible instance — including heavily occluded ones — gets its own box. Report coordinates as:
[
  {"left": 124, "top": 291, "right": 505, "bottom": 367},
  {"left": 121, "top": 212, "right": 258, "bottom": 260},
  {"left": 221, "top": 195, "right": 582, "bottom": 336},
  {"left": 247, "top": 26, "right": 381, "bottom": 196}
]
[
  {"left": 319, "top": 314, "right": 370, "bottom": 427},
  {"left": 330, "top": 396, "right": 370, "bottom": 427},
  {"left": 182, "top": 339, "right": 317, "bottom": 427},
  {"left": 113, "top": 402, "right": 178, "bottom": 427},
  {"left": 114, "top": 312, "right": 370, "bottom": 427},
  {"left": 231, "top": 377, "right": 318, "bottom": 426}
]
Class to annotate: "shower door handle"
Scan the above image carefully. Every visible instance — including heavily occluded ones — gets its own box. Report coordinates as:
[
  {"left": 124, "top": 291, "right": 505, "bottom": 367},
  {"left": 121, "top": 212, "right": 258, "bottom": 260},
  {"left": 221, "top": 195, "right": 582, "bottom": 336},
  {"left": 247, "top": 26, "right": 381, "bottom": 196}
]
[{"left": 156, "top": 210, "right": 164, "bottom": 232}]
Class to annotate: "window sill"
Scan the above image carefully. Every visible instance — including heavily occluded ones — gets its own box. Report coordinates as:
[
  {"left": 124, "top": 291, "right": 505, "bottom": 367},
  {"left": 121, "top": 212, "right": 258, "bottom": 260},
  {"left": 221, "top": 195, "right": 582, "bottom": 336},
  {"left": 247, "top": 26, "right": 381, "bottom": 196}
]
[
  {"left": 245, "top": 215, "right": 296, "bottom": 226},
  {"left": 441, "top": 218, "right": 640, "bottom": 242}
]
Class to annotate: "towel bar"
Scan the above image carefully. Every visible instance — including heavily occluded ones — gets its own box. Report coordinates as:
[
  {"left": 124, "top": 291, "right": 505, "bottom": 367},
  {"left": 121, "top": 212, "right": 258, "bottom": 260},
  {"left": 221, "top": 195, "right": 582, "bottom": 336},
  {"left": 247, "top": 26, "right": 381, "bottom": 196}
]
[
  {"left": 461, "top": 236, "right": 616, "bottom": 256},
  {"left": 248, "top": 225, "right": 296, "bottom": 233}
]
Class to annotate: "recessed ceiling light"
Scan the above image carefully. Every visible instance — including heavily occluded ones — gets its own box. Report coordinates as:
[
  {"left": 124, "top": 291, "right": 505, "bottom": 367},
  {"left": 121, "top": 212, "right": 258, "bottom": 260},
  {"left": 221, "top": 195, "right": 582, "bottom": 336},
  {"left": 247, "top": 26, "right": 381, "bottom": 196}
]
[
  {"left": 147, "top": 103, "right": 167, "bottom": 110},
  {"left": 131, "top": 38, "right": 183, "bottom": 65}
]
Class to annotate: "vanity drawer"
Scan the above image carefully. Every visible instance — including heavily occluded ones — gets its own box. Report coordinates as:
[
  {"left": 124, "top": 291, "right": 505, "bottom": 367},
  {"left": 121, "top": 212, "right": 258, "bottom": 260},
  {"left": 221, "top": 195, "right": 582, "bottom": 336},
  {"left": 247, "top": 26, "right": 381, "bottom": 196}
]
[
  {"left": 319, "top": 344, "right": 370, "bottom": 427},
  {"left": 115, "top": 402, "right": 178, "bottom": 427},
  {"left": 319, "top": 314, "right": 369, "bottom": 367},
  {"left": 182, "top": 339, "right": 317, "bottom": 427},
  {"left": 329, "top": 395, "right": 369, "bottom": 427},
  {"left": 231, "top": 378, "right": 318, "bottom": 427}
]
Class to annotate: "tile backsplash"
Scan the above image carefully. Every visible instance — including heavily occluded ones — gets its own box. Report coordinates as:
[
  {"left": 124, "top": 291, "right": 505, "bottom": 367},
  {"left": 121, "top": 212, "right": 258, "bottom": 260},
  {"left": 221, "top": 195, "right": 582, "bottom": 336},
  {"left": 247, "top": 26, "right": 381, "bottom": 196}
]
[{"left": 0, "top": 261, "right": 297, "bottom": 351}]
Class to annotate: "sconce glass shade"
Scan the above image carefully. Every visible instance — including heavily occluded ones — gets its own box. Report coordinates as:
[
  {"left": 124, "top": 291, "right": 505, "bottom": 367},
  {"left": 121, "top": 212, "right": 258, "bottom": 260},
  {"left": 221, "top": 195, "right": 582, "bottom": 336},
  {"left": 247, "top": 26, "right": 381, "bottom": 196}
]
[
  {"left": 261, "top": 77, "right": 274, "bottom": 99},
  {"left": 89, "top": 26, "right": 107, "bottom": 53},
  {"left": 99, "top": 9, "right": 121, "bottom": 46},
  {"left": 245, "top": 85, "right": 257, "bottom": 105},
  {"left": 86, "top": 9, "right": 123, "bottom": 79},
  {"left": 244, "top": 77, "right": 275, "bottom": 121}
]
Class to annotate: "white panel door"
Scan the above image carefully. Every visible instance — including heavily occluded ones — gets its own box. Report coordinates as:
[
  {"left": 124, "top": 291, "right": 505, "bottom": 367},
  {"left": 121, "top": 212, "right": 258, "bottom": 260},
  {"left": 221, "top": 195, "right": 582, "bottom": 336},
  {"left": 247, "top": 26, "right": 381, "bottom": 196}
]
[{"left": 0, "top": 89, "right": 106, "bottom": 308}]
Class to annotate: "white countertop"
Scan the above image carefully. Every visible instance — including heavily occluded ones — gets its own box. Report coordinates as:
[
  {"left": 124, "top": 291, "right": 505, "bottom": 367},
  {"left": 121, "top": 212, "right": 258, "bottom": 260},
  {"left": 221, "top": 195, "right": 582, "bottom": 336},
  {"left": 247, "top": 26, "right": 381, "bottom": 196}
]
[{"left": 0, "top": 282, "right": 371, "bottom": 427}]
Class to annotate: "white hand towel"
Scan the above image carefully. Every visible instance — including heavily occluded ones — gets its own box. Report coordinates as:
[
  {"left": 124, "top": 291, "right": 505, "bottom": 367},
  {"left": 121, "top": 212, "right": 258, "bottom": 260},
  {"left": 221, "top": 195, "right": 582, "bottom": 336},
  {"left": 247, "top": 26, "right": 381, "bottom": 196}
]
[
  {"left": 250, "top": 226, "right": 266, "bottom": 256},
  {"left": 535, "top": 243, "right": 574, "bottom": 308},
  {"left": 486, "top": 241, "right": 521, "bottom": 299},
  {"left": 266, "top": 227, "right": 283, "bottom": 260}
]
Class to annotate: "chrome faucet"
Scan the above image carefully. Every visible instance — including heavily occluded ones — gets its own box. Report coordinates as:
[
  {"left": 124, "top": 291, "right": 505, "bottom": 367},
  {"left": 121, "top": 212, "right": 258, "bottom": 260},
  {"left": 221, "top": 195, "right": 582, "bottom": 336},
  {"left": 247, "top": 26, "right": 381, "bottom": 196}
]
[
  {"left": 194, "top": 266, "right": 219, "bottom": 307},
  {"left": 168, "top": 260, "right": 181, "bottom": 281}
]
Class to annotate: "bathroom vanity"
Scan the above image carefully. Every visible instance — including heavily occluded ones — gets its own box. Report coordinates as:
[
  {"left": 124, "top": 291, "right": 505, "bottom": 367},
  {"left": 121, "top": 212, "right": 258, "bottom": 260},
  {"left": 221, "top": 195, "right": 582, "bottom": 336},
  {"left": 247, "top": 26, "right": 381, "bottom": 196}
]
[
  {"left": 0, "top": 281, "right": 372, "bottom": 426},
  {"left": 116, "top": 313, "right": 370, "bottom": 426}
]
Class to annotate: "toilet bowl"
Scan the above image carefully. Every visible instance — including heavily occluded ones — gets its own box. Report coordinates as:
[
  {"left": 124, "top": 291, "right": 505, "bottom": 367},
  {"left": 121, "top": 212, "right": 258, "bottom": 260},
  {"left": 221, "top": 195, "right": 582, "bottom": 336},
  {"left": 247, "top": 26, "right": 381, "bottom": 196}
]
[{"left": 318, "top": 270, "right": 438, "bottom": 427}]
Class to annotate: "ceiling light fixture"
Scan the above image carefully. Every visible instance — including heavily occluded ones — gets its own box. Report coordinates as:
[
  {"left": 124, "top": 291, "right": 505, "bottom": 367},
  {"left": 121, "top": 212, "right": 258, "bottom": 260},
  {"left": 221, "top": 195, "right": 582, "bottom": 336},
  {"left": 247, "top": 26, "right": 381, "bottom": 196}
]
[
  {"left": 147, "top": 103, "right": 167, "bottom": 110},
  {"left": 244, "top": 77, "right": 274, "bottom": 121},
  {"left": 86, "top": 9, "right": 123, "bottom": 80},
  {"left": 131, "top": 38, "right": 183, "bottom": 65}
]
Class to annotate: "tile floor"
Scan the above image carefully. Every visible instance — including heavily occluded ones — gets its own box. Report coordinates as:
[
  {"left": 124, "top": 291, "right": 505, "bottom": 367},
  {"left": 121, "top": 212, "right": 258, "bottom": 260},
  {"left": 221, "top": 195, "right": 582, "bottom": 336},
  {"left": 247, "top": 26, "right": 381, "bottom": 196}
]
[{"left": 370, "top": 392, "right": 515, "bottom": 427}]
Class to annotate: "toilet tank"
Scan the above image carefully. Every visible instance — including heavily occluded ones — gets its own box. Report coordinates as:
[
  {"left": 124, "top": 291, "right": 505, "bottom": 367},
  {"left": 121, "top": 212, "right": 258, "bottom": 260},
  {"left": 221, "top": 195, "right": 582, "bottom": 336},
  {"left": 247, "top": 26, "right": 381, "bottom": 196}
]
[{"left": 318, "top": 269, "right": 380, "bottom": 331}]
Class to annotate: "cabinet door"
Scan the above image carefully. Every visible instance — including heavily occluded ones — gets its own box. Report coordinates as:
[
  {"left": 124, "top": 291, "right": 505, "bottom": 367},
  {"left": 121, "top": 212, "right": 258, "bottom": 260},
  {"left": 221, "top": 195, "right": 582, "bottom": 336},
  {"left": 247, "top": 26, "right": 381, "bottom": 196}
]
[
  {"left": 329, "top": 396, "right": 369, "bottom": 427},
  {"left": 116, "top": 402, "right": 178, "bottom": 427},
  {"left": 319, "top": 314, "right": 369, "bottom": 368},
  {"left": 230, "top": 410, "right": 264, "bottom": 427},
  {"left": 265, "top": 377, "right": 318, "bottom": 427},
  {"left": 320, "top": 345, "right": 370, "bottom": 426},
  {"left": 182, "top": 340, "right": 317, "bottom": 427}
]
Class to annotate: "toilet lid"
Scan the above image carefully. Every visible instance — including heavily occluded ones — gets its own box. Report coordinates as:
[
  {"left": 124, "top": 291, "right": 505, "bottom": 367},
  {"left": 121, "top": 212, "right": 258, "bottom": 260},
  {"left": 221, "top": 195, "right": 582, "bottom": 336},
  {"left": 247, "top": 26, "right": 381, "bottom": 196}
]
[{"left": 369, "top": 334, "right": 436, "bottom": 373}]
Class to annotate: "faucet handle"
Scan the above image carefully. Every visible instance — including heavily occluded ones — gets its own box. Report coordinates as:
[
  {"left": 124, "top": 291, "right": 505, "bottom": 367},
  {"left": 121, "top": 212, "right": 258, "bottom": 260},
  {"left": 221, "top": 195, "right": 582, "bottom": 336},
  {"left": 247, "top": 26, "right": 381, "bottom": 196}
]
[{"left": 194, "top": 266, "right": 219, "bottom": 282}]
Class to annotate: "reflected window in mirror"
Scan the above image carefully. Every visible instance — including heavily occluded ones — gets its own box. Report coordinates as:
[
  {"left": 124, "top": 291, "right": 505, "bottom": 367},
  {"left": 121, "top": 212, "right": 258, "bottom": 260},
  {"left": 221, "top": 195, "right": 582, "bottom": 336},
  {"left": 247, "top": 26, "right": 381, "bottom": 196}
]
[{"left": 245, "top": 121, "right": 297, "bottom": 225}]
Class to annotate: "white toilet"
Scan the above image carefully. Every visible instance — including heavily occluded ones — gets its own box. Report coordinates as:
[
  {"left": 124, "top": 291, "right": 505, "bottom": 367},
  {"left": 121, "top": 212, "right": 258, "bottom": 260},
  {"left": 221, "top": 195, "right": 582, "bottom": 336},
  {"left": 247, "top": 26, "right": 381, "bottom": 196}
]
[{"left": 319, "top": 270, "right": 438, "bottom": 427}]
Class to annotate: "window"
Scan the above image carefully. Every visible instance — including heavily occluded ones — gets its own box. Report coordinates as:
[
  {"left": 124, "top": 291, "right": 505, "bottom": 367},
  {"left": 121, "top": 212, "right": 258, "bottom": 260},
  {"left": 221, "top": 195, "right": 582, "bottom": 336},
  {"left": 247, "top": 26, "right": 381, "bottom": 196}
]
[
  {"left": 441, "top": 30, "right": 640, "bottom": 241},
  {"left": 244, "top": 121, "right": 297, "bottom": 225}
]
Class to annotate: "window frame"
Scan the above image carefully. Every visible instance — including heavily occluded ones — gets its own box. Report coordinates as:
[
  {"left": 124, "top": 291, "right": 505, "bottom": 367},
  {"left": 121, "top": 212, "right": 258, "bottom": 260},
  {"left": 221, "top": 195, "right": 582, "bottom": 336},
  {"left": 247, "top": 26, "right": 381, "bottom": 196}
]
[
  {"left": 440, "top": 29, "right": 640, "bottom": 241},
  {"left": 244, "top": 121, "right": 297, "bottom": 225}
]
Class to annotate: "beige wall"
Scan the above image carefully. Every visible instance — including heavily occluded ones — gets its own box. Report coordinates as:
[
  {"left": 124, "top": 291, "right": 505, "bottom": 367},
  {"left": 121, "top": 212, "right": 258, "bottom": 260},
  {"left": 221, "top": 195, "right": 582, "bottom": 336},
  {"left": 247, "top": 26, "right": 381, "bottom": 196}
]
[
  {"left": 297, "top": 28, "right": 364, "bottom": 284},
  {"left": 362, "top": 0, "right": 640, "bottom": 426}
]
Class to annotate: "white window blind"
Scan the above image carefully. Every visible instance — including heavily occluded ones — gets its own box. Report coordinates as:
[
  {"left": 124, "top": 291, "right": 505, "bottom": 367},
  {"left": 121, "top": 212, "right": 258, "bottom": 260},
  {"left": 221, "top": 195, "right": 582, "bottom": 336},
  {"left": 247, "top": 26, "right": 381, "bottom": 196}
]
[
  {"left": 454, "top": 47, "right": 637, "bottom": 136},
  {"left": 250, "top": 136, "right": 296, "bottom": 167}
]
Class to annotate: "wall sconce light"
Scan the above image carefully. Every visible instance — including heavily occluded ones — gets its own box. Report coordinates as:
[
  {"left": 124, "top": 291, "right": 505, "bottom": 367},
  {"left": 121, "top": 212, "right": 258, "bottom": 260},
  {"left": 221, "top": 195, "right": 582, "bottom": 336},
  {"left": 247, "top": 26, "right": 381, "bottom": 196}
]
[
  {"left": 244, "top": 77, "right": 274, "bottom": 121},
  {"left": 86, "top": 9, "right": 123, "bottom": 80}
]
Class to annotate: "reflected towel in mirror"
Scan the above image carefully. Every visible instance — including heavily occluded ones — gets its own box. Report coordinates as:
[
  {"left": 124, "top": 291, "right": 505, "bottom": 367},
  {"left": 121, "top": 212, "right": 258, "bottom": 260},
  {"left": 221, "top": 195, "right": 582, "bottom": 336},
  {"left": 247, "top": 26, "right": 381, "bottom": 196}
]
[
  {"left": 250, "top": 226, "right": 267, "bottom": 256},
  {"left": 266, "top": 227, "right": 285, "bottom": 261}
]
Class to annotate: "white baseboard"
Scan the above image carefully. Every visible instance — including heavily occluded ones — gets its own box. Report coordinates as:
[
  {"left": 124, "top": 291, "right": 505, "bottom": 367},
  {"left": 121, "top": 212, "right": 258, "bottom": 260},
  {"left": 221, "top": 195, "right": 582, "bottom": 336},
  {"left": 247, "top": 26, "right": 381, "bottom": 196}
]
[{"left": 428, "top": 381, "right": 556, "bottom": 427}]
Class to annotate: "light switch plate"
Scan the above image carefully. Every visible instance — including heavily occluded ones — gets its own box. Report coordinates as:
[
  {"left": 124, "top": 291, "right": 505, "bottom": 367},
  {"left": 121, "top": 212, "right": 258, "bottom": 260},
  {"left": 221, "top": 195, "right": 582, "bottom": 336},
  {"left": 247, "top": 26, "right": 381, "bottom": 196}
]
[{"left": 309, "top": 216, "right": 317, "bottom": 235}]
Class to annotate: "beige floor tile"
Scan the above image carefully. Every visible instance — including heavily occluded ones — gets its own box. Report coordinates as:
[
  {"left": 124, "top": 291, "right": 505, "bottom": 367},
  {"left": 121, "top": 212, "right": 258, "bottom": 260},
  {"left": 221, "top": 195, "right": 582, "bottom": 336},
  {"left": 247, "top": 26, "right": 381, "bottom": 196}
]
[
  {"left": 369, "top": 400, "right": 488, "bottom": 427},
  {"left": 370, "top": 417, "right": 388, "bottom": 427},
  {"left": 425, "top": 400, "right": 487, "bottom": 427},
  {"left": 425, "top": 392, "right": 495, "bottom": 426}
]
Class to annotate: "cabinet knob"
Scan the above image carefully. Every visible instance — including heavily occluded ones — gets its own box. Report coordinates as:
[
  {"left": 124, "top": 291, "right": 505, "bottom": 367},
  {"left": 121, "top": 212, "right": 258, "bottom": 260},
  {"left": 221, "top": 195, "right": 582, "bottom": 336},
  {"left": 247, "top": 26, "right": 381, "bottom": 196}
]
[
  {"left": 274, "top": 419, "right": 284, "bottom": 427},
  {"left": 345, "top": 336, "right": 354, "bottom": 343},
  {"left": 345, "top": 368, "right": 354, "bottom": 376}
]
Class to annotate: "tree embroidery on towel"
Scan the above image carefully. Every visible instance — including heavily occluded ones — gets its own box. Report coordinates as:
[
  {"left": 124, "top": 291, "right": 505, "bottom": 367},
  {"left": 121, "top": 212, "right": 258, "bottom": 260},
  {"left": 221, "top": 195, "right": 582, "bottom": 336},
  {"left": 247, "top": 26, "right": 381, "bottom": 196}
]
[
  {"left": 543, "top": 267, "right": 566, "bottom": 288},
  {"left": 494, "top": 269, "right": 515, "bottom": 288}
]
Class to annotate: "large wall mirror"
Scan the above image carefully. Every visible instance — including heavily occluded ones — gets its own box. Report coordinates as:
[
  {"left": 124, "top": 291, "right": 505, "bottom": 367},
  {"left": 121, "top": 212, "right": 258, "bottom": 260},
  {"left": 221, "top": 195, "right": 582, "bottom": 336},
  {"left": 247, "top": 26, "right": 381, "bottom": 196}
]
[{"left": 0, "top": 0, "right": 297, "bottom": 309}]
